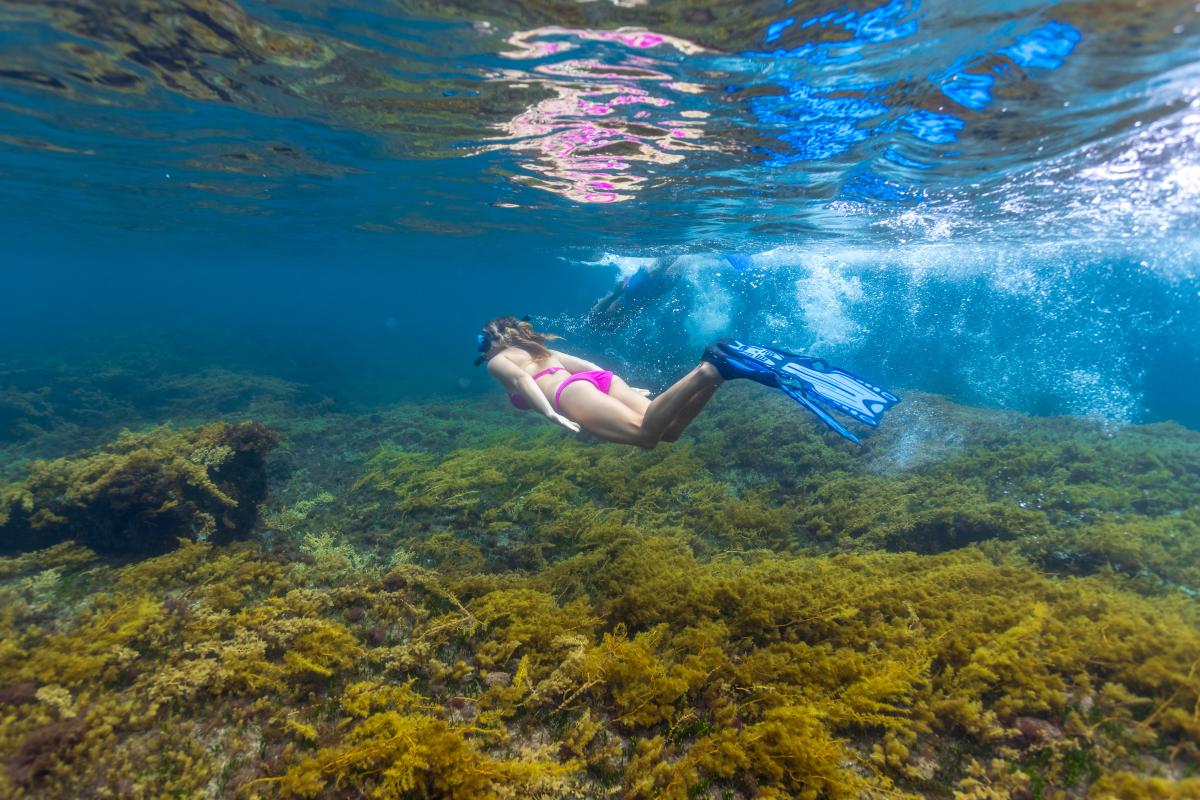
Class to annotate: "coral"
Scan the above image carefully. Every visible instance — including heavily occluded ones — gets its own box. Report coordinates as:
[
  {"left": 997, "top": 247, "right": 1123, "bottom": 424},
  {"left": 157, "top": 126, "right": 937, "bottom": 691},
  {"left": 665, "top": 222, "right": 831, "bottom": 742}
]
[
  {"left": 0, "top": 422, "right": 279, "bottom": 555},
  {"left": 343, "top": 391, "right": 1200, "bottom": 598},
  {"left": 1020, "top": 511, "right": 1200, "bottom": 590},
  {"left": 33, "top": 684, "right": 75, "bottom": 718},
  {"left": 15, "top": 595, "right": 171, "bottom": 687}
]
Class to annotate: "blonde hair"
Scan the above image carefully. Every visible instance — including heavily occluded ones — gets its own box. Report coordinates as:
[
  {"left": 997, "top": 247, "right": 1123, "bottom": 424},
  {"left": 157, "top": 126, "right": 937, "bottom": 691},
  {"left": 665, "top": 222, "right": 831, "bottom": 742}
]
[{"left": 484, "top": 316, "right": 561, "bottom": 361}]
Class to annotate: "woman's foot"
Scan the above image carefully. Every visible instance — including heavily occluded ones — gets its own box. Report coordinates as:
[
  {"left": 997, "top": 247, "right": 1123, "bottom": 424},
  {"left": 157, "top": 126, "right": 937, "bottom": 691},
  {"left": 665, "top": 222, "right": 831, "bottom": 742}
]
[{"left": 701, "top": 340, "right": 779, "bottom": 386}]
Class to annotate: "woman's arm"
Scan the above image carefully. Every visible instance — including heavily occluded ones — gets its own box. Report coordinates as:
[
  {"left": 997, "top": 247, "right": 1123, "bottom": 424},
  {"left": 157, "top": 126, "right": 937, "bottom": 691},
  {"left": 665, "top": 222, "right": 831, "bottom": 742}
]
[{"left": 487, "top": 355, "right": 581, "bottom": 432}]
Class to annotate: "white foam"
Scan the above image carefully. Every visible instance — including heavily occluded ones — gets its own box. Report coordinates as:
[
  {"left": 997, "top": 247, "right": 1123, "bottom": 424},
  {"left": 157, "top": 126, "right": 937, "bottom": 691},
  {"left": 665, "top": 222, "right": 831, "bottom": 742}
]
[
  {"left": 581, "top": 252, "right": 658, "bottom": 278},
  {"left": 685, "top": 279, "right": 732, "bottom": 342},
  {"left": 579, "top": 236, "right": 1199, "bottom": 427},
  {"left": 794, "top": 261, "right": 864, "bottom": 348}
]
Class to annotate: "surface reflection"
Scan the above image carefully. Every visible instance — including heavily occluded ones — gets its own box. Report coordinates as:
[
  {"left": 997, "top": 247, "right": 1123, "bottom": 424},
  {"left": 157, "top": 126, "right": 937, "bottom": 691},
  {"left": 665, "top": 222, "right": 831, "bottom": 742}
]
[
  {"left": 0, "top": 0, "right": 1196, "bottom": 243},
  {"left": 485, "top": 27, "right": 711, "bottom": 203}
]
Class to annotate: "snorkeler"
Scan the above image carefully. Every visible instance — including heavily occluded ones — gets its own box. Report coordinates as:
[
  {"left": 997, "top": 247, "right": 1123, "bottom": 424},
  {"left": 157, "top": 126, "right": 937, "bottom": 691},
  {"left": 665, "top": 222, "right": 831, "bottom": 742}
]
[
  {"left": 587, "top": 260, "right": 683, "bottom": 331},
  {"left": 587, "top": 254, "right": 756, "bottom": 331},
  {"left": 476, "top": 316, "right": 898, "bottom": 447}
]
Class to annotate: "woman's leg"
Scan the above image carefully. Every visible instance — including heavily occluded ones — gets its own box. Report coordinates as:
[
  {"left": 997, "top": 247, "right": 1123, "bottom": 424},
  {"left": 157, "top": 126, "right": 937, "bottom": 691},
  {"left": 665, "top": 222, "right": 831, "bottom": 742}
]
[
  {"left": 557, "top": 386, "right": 654, "bottom": 447},
  {"left": 637, "top": 362, "right": 723, "bottom": 443},
  {"left": 559, "top": 364, "right": 720, "bottom": 448},
  {"left": 607, "top": 375, "right": 652, "bottom": 414},
  {"left": 560, "top": 362, "right": 723, "bottom": 448},
  {"left": 608, "top": 371, "right": 715, "bottom": 443},
  {"left": 659, "top": 381, "right": 721, "bottom": 442}
]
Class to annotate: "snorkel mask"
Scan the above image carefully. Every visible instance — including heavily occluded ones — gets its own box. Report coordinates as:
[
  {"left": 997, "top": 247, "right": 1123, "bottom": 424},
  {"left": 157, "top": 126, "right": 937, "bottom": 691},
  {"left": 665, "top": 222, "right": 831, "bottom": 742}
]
[
  {"left": 473, "top": 331, "right": 494, "bottom": 366},
  {"left": 474, "top": 315, "right": 531, "bottom": 366}
]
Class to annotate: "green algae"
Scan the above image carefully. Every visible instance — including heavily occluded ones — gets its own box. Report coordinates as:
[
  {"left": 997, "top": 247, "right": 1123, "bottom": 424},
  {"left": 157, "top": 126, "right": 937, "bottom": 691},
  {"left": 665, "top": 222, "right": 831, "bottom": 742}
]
[{"left": 0, "top": 387, "right": 1198, "bottom": 797}]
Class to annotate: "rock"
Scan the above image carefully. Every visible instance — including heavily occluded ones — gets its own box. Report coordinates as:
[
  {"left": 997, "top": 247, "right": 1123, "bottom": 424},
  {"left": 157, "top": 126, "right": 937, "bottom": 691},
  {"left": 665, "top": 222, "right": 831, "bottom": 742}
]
[
  {"left": 484, "top": 671, "right": 511, "bottom": 688},
  {"left": 0, "top": 422, "right": 279, "bottom": 555},
  {"left": 1015, "top": 716, "right": 1063, "bottom": 744},
  {"left": 0, "top": 682, "right": 39, "bottom": 707}
]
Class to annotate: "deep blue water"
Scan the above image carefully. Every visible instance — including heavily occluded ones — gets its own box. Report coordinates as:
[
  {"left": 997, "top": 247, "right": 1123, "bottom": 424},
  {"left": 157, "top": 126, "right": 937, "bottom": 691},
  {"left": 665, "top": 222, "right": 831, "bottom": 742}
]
[{"left": 2, "top": 0, "right": 1199, "bottom": 427}]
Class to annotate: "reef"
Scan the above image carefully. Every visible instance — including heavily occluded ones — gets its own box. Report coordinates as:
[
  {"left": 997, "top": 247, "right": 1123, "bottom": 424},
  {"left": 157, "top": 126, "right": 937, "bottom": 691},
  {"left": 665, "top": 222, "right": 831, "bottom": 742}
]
[
  {"left": 0, "top": 421, "right": 279, "bottom": 555},
  {"left": 0, "top": 382, "right": 1197, "bottom": 798}
]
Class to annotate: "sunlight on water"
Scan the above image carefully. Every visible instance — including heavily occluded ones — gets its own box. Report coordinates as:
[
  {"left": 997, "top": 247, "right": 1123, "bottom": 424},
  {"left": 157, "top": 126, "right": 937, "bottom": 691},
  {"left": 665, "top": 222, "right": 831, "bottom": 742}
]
[{"left": 0, "top": 0, "right": 1195, "bottom": 244}]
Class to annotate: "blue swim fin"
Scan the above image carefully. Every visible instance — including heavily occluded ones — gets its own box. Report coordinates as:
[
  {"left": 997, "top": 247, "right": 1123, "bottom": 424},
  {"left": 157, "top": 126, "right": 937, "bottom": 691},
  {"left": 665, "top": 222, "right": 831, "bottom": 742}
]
[
  {"left": 703, "top": 338, "right": 899, "bottom": 444},
  {"left": 723, "top": 254, "right": 754, "bottom": 273}
]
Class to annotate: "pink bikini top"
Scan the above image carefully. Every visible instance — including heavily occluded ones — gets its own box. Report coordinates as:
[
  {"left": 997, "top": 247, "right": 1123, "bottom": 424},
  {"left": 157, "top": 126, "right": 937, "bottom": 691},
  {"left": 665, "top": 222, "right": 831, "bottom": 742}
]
[{"left": 509, "top": 366, "right": 566, "bottom": 410}]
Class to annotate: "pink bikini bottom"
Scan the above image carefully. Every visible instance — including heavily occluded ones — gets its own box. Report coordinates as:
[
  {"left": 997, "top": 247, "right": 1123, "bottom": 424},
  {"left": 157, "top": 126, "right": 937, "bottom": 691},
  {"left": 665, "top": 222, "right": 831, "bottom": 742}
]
[
  {"left": 554, "top": 370, "right": 614, "bottom": 410},
  {"left": 510, "top": 366, "right": 567, "bottom": 410}
]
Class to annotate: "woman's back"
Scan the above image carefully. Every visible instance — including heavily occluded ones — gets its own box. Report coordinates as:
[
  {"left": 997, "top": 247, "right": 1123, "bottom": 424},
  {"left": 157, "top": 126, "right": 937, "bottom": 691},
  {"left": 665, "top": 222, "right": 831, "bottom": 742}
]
[{"left": 501, "top": 347, "right": 564, "bottom": 376}]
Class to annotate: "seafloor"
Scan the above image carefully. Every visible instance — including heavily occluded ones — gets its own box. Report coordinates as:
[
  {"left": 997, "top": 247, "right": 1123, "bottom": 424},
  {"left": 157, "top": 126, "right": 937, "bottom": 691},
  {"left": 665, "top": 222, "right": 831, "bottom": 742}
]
[{"left": 1, "top": 349, "right": 1198, "bottom": 799}]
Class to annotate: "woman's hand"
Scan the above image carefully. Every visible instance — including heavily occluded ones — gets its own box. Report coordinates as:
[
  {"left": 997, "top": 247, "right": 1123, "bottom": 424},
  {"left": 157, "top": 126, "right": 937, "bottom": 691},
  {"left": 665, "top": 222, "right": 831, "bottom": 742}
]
[
  {"left": 548, "top": 412, "right": 581, "bottom": 433},
  {"left": 630, "top": 387, "right": 653, "bottom": 397}
]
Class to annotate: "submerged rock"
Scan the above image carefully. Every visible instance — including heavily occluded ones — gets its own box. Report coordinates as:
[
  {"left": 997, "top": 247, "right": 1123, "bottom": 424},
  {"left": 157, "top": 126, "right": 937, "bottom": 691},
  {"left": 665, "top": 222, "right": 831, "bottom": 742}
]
[
  {"left": 1015, "top": 716, "right": 1063, "bottom": 745},
  {"left": 0, "top": 422, "right": 279, "bottom": 555},
  {"left": 484, "top": 671, "right": 512, "bottom": 688}
]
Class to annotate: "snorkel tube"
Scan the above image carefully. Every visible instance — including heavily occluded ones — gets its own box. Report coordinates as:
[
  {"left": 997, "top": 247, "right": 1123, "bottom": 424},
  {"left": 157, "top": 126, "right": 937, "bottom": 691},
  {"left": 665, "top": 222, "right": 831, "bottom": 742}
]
[{"left": 472, "top": 330, "right": 493, "bottom": 367}]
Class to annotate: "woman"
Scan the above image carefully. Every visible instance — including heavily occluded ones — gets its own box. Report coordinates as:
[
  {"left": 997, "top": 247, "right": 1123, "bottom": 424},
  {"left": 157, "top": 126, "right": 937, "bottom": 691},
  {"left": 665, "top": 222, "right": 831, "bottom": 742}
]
[
  {"left": 477, "top": 316, "right": 900, "bottom": 447},
  {"left": 477, "top": 316, "right": 724, "bottom": 449}
]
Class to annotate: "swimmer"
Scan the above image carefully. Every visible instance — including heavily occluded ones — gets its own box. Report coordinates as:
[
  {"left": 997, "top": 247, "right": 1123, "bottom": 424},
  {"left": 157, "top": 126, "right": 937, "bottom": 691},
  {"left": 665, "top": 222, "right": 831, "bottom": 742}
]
[
  {"left": 476, "top": 316, "right": 900, "bottom": 447},
  {"left": 477, "top": 315, "right": 721, "bottom": 448}
]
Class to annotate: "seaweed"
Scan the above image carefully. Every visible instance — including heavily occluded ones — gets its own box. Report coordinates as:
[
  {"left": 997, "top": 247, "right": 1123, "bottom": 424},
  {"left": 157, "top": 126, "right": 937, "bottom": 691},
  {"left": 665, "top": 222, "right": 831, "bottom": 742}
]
[
  {"left": 0, "top": 422, "right": 279, "bottom": 555},
  {"left": 0, "top": 388, "right": 1198, "bottom": 797}
]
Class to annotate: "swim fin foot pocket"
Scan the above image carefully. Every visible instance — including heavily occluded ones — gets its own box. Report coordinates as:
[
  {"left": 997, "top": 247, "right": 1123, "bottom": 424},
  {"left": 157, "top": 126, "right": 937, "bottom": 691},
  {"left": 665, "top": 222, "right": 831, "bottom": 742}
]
[
  {"left": 702, "top": 343, "right": 778, "bottom": 385},
  {"left": 705, "top": 338, "right": 900, "bottom": 444}
]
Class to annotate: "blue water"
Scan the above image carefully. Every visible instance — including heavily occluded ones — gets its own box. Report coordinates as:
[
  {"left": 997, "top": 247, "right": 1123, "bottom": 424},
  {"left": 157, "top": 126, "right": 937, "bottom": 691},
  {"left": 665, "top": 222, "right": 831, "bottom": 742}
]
[{"left": 2, "top": 0, "right": 1200, "bottom": 427}]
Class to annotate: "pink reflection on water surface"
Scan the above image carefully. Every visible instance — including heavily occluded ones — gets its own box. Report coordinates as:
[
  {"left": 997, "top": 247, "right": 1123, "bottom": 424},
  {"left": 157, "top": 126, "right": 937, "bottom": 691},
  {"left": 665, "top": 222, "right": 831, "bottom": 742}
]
[
  {"left": 501, "top": 26, "right": 707, "bottom": 59},
  {"left": 484, "top": 28, "right": 712, "bottom": 203}
]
